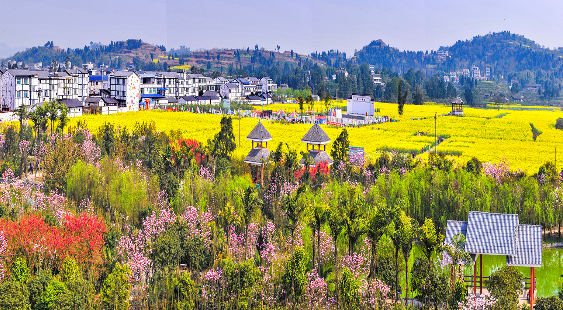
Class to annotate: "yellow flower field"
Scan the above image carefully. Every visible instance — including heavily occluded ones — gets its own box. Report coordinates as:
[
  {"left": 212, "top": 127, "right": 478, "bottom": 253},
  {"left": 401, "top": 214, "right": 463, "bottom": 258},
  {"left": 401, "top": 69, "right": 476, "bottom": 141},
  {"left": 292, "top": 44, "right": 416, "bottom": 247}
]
[{"left": 68, "top": 102, "right": 563, "bottom": 173}]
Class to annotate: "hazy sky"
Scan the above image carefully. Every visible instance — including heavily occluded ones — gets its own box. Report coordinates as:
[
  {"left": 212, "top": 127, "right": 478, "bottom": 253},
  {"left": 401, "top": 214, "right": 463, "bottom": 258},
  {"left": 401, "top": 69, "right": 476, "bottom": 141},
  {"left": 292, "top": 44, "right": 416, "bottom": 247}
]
[{"left": 1, "top": 0, "right": 562, "bottom": 57}]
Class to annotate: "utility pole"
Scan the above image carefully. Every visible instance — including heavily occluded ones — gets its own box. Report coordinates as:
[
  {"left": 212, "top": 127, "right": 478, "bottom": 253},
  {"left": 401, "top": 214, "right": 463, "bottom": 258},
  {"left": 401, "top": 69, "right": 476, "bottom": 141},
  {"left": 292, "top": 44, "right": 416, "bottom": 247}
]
[{"left": 435, "top": 112, "right": 437, "bottom": 155}]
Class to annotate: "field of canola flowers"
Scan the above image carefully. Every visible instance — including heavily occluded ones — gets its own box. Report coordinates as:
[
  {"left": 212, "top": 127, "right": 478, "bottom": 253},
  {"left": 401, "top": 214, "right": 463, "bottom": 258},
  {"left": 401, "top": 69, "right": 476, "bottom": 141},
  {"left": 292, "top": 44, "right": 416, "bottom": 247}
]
[{"left": 69, "top": 102, "right": 563, "bottom": 173}]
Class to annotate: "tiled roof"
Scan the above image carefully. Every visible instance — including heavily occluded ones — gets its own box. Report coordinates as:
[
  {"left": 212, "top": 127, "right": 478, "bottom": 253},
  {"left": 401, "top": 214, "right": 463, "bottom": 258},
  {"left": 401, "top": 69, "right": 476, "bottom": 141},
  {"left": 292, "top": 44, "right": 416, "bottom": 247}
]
[
  {"left": 244, "top": 147, "right": 270, "bottom": 165},
  {"left": 444, "top": 220, "right": 468, "bottom": 245},
  {"left": 465, "top": 211, "right": 519, "bottom": 255},
  {"left": 299, "top": 150, "right": 333, "bottom": 166},
  {"left": 180, "top": 96, "right": 198, "bottom": 102},
  {"left": 301, "top": 124, "right": 331, "bottom": 145},
  {"left": 102, "top": 97, "right": 118, "bottom": 104},
  {"left": 112, "top": 71, "right": 135, "bottom": 77},
  {"left": 247, "top": 121, "right": 272, "bottom": 142},
  {"left": 85, "top": 97, "right": 102, "bottom": 103},
  {"left": 59, "top": 99, "right": 82, "bottom": 108},
  {"left": 452, "top": 97, "right": 464, "bottom": 104},
  {"left": 506, "top": 225, "right": 543, "bottom": 267}
]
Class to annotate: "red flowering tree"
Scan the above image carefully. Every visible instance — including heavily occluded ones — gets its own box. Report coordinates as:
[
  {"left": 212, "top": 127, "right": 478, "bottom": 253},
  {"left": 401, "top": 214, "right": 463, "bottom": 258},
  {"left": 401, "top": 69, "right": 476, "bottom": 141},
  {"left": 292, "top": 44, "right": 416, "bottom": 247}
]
[{"left": 0, "top": 213, "right": 106, "bottom": 273}]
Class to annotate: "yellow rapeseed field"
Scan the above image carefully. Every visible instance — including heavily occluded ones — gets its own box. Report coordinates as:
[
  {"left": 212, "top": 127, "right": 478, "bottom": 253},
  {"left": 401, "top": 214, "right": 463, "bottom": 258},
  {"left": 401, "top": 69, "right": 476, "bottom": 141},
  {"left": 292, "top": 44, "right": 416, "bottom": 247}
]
[{"left": 69, "top": 102, "right": 563, "bottom": 173}]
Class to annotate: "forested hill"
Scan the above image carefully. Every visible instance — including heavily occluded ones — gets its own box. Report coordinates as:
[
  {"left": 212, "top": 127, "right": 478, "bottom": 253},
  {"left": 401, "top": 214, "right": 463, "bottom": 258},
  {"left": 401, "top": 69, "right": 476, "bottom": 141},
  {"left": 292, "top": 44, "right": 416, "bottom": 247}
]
[
  {"left": 5, "top": 39, "right": 170, "bottom": 71},
  {"left": 354, "top": 31, "right": 563, "bottom": 83}
]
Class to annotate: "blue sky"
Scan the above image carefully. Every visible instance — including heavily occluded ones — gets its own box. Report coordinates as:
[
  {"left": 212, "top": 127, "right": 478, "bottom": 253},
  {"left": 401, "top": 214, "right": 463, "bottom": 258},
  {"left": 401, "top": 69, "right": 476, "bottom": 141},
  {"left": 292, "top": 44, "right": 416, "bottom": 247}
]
[{"left": 0, "top": 0, "right": 561, "bottom": 57}]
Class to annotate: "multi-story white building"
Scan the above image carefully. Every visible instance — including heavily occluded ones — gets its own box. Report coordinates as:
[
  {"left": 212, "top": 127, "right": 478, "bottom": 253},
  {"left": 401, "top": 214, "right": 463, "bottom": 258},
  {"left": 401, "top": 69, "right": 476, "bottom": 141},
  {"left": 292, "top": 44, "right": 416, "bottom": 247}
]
[
  {"left": 260, "top": 77, "right": 277, "bottom": 93},
  {"left": 220, "top": 83, "right": 243, "bottom": 101},
  {"left": 110, "top": 71, "right": 140, "bottom": 111},
  {"left": 65, "top": 68, "right": 89, "bottom": 104},
  {"left": 1, "top": 69, "right": 40, "bottom": 111}
]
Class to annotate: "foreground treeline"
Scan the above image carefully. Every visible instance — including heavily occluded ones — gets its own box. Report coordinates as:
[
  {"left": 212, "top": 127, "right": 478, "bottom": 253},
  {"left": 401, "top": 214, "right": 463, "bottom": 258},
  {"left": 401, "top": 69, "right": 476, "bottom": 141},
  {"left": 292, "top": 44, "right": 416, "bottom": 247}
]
[{"left": 0, "top": 117, "right": 563, "bottom": 309}]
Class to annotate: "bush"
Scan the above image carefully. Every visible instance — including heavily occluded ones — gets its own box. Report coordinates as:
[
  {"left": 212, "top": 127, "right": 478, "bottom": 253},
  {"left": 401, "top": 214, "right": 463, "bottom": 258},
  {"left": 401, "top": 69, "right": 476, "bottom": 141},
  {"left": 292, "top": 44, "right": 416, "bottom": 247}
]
[
  {"left": 101, "top": 263, "right": 131, "bottom": 310},
  {"left": 411, "top": 257, "right": 448, "bottom": 307},
  {"left": 0, "top": 280, "right": 30, "bottom": 310},
  {"left": 281, "top": 247, "right": 308, "bottom": 304},
  {"left": 10, "top": 257, "right": 30, "bottom": 284},
  {"left": 556, "top": 118, "right": 563, "bottom": 130},
  {"left": 535, "top": 296, "right": 563, "bottom": 310},
  {"left": 339, "top": 268, "right": 361, "bottom": 309},
  {"left": 487, "top": 265, "right": 524, "bottom": 310}
]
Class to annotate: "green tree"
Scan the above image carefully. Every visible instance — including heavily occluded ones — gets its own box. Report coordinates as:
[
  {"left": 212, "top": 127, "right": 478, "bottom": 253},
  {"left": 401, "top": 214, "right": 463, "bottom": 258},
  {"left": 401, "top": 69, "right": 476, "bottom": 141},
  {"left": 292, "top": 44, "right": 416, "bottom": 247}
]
[
  {"left": 397, "top": 80, "right": 408, "bottom": 115},
  {"left": 15, "top": 104, "right": 28, "bottom": 138},
  {"left": 328, "top": 207, "right": 345, "bottom": 306},
  {"left": 330, "top": 129, "right": 349, "bottom": 166},
  {"left": 101, "top": 263, "right": 131, "bottom": 310},
  {"left": 487, "top": 266, "right": 524, "bottom": 310},
  {"left": 339, "top": 268, "right": 360, "bottom": 309},
  {"left": 281, "top": 248, "right": 308, "bottom": 305},
  {"left": 297, "top": 93, "right": 305, "bottom": 118},
  {"left": 208, "top": 116, "right": 236, "bottom": 160},
  {"left": 282, "top": 185, "right": 307, "bottom": 250},
  {"left": 309, "top": 203, "right": 328, "bottom": 268},
  {"left": 411, "top": 257, "right": 449, "bottom": 309},
  {"left": 390, "top": 210, "right": 415, "bottom": 300},
  {"left": 10, "top": 257, "right": 30, "bottom": 284},
  {"left": 323, "top": 92, "right": 331, "bottom": 113},
  {"left": 367, "top": 203, "right": 395, "bottom": 278},
  {"left": 306, "top": 93, "right": 314, "bottom": 114},
  {"left": 418, "top": 218, "right": 443, "bottom": 260},
  {"left": 342, "top": 187, "right": 366, "bottom": 255}
]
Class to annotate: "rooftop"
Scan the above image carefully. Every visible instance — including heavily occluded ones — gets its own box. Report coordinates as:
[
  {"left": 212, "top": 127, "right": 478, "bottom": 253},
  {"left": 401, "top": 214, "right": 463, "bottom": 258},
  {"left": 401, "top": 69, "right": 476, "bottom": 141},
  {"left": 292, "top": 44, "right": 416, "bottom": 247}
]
[
  {"left": 247, "top": 121, "right": 272, "bottom": 142},
  {"left": 299, "top": 150, "right": 333, "bottom": 166},
  {"left": 244, "top": 147, "right": 270, "bottom": 165},
  {"left": 301, "top": 124, "right": 331, "bottom": 145}
]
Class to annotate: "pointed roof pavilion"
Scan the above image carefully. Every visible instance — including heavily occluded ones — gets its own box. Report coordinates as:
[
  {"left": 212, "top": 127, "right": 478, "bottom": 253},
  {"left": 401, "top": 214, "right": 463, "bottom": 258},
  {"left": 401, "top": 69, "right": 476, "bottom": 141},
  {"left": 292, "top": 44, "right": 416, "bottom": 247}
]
[
  {"left": 247, "top": 121, "right": 272, "bottom": 142},
  {"left": 300, "top": 124, "right": 333, "bottom": 166},
  {"left": 301, "top": 124, "right": 331, "bottom": 145}
]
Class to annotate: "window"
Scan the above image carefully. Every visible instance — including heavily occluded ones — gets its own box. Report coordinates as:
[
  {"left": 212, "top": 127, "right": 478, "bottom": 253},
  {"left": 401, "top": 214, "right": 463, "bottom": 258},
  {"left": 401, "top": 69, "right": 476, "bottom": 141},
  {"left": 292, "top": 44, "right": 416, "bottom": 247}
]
[
  {"left": 16, "top": 78, "right": 21, "bottom": 85},
  {"left": 23, "top": 91, "right": 28, "bottom": 98},
  {"left": 16, "top": 91, "right": 20, "bottom": 98}
]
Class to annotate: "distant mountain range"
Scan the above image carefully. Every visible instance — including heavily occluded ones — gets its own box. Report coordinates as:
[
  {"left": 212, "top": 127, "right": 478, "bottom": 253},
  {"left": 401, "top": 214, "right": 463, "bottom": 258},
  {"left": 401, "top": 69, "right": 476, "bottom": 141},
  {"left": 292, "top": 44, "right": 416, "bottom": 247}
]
[{"left": 2, "top": 32, "right": 562, "bottom": 87}]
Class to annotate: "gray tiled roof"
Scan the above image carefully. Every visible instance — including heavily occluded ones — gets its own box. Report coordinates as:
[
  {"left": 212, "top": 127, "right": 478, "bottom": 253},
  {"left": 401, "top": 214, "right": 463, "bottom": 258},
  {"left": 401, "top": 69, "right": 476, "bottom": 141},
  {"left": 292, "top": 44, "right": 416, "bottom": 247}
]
[
  {"left": 85, "top": 97, "right": 102, "bottom": 103},
  {"left": 166, "top": 97, "right": 178, "bottom": 103},
  {"left": 299, "top": 150, "right": 333, "bottom": 166},
  {"left": 244, "top": 147, "right": 270, "bottom": 165},
  {"left": 181, "top": 96, "right": 198, "bottom": 102},
  {"left": 452, "top": 97, "right": 464, "bottom": 104},
  {"left": 102, "top": 97, "right": 118, "bottom": 104},
  {"left": 465, "top": 211, "right": 519, "bottom": 255},
  {"left": 506, "top": 225, "right": 543, "bottom": 267},
  {"left": 301, "top": 124, "right": 331, "bottom": 145},
  {"left": 112, "top": 71, "right": 135, "bottom": 77},
  {"left": 247, "top": 121, "right": 272, "bottom": 142},
  {"left": 203, "top": 90, "right": 219, "bottom": 97},
  {"left": 444, "top": 220, "right": 468, "bottom": 245},
  {"left": 59, "top": 99, "right": 82, "bottom": 108}
]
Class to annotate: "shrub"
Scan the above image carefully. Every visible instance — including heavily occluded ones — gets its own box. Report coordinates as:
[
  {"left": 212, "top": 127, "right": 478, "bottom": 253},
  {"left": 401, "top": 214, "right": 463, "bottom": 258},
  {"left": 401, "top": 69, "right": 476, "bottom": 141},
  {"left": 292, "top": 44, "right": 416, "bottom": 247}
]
[
  {"left": 281, "top": 247, "right": 308, "bottom": 304},
  {"left": 556, "top": 118, "right": 563, "bottom": 130},
  {"left": 339, "top": 268, "right": 361, "bottom": 309},
  {"left": 10, "top": 257, "right": 30, "bottom": 284},
  {"left": 101, "top": 263, "right": 131, "bottom": 310},
  {"left": 487, "top": 265, "right": 524, "bottom": 310},
  {"left": 535, "top": 296, "right": 563, "bottom": 310},
  {"left": 0, "top": 280, "right": 30, "bottom": 310}
]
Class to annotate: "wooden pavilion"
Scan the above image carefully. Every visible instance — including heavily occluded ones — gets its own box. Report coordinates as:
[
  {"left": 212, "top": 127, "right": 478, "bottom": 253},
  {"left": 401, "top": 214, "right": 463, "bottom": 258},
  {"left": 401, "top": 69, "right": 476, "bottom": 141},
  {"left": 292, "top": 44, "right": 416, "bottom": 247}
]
[
  {"left": 451, "top": 97, "right": 464, "bottom": 115},
  {"left": 299, "top": 124, "right": 334, "bottom": 166},
  {"left": 445, "top": 211, "right": 542, "bottom": 309},
  {"left": 244, "top": 121, "right": 272, "bottom": 186}
]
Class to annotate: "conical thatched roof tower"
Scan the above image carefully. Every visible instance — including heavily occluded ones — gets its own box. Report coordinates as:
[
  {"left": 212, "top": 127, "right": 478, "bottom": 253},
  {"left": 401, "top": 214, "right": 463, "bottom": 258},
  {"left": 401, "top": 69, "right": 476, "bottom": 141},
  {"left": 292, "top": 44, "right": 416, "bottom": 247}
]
[
  {"left": 244, "top": 121, "right": 272, "bottom": 185},
  {"left": 299, "top": 124, "right": 333, "bottom": 166}
]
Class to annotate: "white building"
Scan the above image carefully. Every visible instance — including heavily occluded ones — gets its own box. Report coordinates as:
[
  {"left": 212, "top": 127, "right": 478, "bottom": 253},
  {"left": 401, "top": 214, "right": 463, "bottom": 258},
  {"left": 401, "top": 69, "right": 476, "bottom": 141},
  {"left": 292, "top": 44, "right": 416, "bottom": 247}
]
[
  {"left": 1, "top": 69, "right": 40, "bottom": 111},
  {"left": 110, "top": 71, "right": 140, "bottom": 111},
  {"left": 260, "top": 77, "right": 277, "bottom": 93},
  {"left": 346, "top": 94, "right": 374, "bottom": 116}
]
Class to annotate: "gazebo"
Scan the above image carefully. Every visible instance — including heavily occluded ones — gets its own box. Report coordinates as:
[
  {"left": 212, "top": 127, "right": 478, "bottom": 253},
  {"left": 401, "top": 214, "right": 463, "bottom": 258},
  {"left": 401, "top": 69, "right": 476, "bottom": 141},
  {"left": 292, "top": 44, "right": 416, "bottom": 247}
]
[
  {"left": 299, "top": 124, "right": 333, "bottom": 167},
  {"left": 451, "top": 97, "right": 464, "bottom": 115},
  {"left": 445, "top": 211, "right": 542, "bottom": 308},
  {"left": 244, "top": 121, "right": 272, "bottom": 185}
]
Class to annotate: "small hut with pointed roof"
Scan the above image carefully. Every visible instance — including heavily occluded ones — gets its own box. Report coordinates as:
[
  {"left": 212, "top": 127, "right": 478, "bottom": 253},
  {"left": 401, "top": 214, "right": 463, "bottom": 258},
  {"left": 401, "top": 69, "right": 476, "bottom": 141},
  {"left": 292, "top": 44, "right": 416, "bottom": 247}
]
[
  {"left": 451, "top": 97, "right": 464, "bottom": 115},
  {"left": 299, "top": 124, "right": 333, "bottom": 166},
  {"left": 244, "top": 121, "right": 272, "bottom": 185}
]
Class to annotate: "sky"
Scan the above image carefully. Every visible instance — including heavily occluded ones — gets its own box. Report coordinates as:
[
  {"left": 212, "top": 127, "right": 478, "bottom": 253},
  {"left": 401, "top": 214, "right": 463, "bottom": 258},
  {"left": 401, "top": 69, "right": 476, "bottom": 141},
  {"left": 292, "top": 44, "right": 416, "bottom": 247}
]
[{"left": 0, "top": 0, "right": 562, "bottom": 57}]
